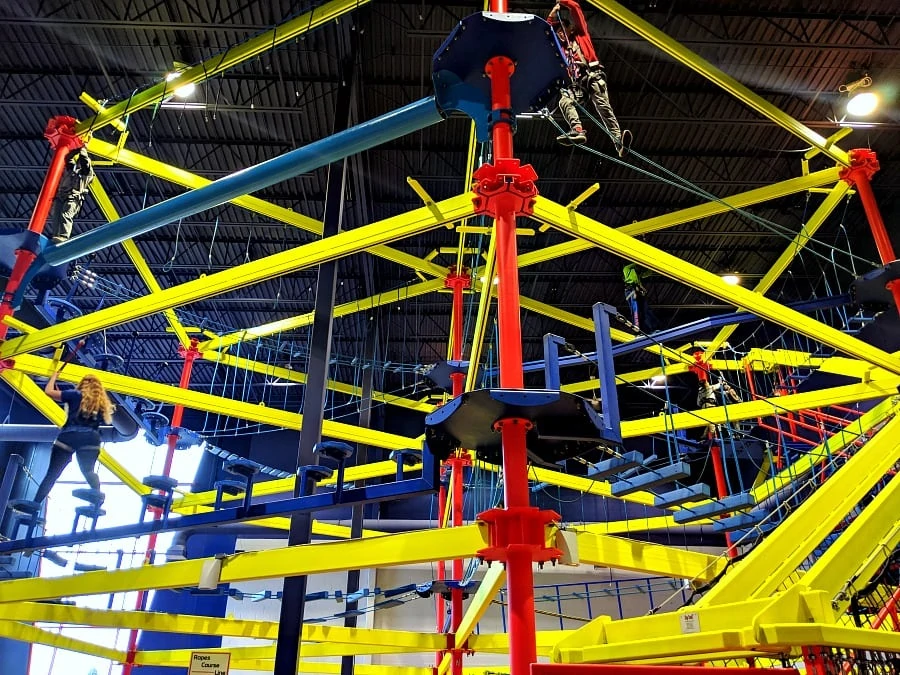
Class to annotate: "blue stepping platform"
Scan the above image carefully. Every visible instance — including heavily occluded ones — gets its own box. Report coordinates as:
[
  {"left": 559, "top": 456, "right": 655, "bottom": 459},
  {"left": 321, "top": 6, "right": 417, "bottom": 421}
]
[
  {"left": 432, "top": 11, "right": 568, "bottom": 141},
  {"left": 143, "top": 475, "right": 178, "bottom": 492},
  {"left": 214, "top": 480, "right": 246, "bottom": 509},
  {"left": 587, "top": 451, "right": 644, "bottom": 480},
  {"left": 730, "top": 521, "right": 779, "bottom": 544},
  {"left": 72, "top": 488, "right": 105, "bottom": 505},
  {"left": 315, "top": 441, "right": 354, "bottom": 463},
  {"left": 8, "top": 499, "right": 41, "bottom": 515},
  {"left": 73, "top": 505, "right": 106, "bottom": 532},
  {"left": 673, "top": 492, "right": 757, "bottom": 524},
  {"left": 654, "top": 483, "right": 712, "bottom": 509},
  {"left": 611, "top": 462, "right": 691, "bottom": 497},
  {"left": 425, "top": 388, "right": 610, "bottom": 466},
  {"left": 225, "top": 458, "right": 262, "bottom": 479},
  {"left": 711, "top": 509, "right": 769, "bottom": 533}
]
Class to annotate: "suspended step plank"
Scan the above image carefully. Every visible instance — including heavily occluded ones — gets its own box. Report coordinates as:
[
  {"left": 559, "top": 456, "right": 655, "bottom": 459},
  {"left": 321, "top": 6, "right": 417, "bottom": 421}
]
[
  {"left": 587, "top": 451, "right": 644, "bottom": 480},
  {"left": 673, "top": 492, "right": 757, "bottom": 524},
  {"left": 711, "top": 508, "right": 769, "bottom": 533},
  {"left": 654, "top": 483, "right": 712, "bottom": 508},
  {"left": 611, "top": 461, "right": 691, "bottom": 497}
]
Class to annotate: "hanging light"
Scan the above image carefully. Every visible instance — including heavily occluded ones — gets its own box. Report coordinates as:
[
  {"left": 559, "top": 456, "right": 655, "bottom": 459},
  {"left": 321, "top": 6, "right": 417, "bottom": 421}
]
[
  {"left": 840, "top": 75, "right": 878, "bottom": 117},
  {"left": 721, "top": 273, "right": 740, "bottom": 285},
  {"left": 165, "top": 64, "right": 197, "bottom": 100}
]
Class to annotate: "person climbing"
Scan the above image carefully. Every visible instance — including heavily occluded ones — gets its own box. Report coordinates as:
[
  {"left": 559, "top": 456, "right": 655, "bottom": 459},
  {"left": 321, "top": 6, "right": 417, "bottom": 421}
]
[
  {"left": 45, "top": 147, "right": 95, "bottom": 244},
  {"left": 623, "top": 262, "right": 654, "bottom": 332},
  {"left": 548, "top": 0, "right": 631, "bottom": 155},
  {"left": 33, "top": 372, "right": 114, "bottom": 504},
  {"left": 697, "top": 377, "right": 741, "bottom": 441}
]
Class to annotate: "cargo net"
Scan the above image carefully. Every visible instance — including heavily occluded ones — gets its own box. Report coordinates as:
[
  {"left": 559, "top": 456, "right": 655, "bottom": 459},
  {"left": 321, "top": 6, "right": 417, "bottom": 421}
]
[
  {"left": 845, "top": 548, "right": 900, "bottom": 631},
  {"left": 806, "top": 646, "right": 900, "bottom": 674}
]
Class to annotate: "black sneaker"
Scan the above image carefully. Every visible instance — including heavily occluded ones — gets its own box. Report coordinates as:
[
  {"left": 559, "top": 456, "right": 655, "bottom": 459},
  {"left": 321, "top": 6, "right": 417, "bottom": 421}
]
[
  {"left": 617, "top": 129, "right": 633, "bottom": 157},
  {"left": 557, "top": 130, "right": 587, "bottom": 145}
]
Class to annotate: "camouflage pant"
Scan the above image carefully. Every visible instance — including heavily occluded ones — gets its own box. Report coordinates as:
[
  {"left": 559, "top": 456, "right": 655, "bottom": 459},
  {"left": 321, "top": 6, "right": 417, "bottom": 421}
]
[{"left": 559, "top": 69, "right": 622, "bottom": 145}]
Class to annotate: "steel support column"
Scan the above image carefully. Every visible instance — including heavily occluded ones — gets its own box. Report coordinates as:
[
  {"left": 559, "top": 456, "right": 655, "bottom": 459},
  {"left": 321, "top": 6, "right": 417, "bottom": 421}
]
[
  {"left": 274, "top": 40, "right": 356, "bottom": 675},
  {"left": 340, "top": 306, "right": 377, "bottom": 675}
]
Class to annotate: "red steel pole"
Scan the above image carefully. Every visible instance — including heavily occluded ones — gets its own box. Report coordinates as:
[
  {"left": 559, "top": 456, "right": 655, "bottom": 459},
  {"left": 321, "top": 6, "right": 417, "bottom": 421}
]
[
  {"left": 484, "top": 43, "right": 538, "bottom": 674},
  {"left": 122, "top": 338, "right": 200, "bottom": 675},
  {"left": 708, "top": 442, "right": 736, "bottom": 559},
  {"left": 840, "top": 149, "right": 900, "bottom": 316},
  {"left": 0, "top": 117, "right": 83, "bottom": 340}
]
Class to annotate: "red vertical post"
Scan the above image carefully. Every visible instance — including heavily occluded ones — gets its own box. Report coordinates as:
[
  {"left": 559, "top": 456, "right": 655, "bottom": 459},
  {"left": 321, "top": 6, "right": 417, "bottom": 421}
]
[
  {"left": 708, "top": 443, "right": 736, "bottom": 559},
  {"left": 122, "top": 338, "right": 201, "bottom": 675},
  {"left": 840, "top": 149, "right": 900, "bottom": 316},
  {"left": 0, "top": 116, "right": 83, "bottom": 340}
]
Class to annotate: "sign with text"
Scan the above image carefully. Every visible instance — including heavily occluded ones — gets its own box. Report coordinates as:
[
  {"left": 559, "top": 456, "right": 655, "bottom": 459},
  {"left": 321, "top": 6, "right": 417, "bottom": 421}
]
[{"left": 188, "top": 651, "right": 231, "bottom": 675}]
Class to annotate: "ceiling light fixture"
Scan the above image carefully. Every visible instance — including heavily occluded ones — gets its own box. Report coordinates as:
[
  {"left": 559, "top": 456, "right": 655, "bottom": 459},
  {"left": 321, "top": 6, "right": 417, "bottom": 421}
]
[
  {"left": 721, "top": 274, "right": 740, "bottom": 285},
  {"left": 840, "top": 75, "right": 878, "bottom": 117},
  {"left": 164, "top": 64, "right": 197, "bottom": 100}
]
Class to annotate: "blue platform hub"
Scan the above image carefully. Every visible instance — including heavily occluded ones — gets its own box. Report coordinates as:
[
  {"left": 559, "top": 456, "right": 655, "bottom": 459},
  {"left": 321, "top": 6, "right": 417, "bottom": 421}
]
[
  {"left": 0, "top": 229, "right": 66, "bottom": 291},
  {"left": 432, "top": 12, "right": 568, "bottom": 141}
]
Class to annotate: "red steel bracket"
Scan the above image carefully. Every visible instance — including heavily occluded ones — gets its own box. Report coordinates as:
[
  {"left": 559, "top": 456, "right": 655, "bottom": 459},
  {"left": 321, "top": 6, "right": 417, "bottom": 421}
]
[{"left": 472, "top": 159, "right": 539, "bottom": 219}]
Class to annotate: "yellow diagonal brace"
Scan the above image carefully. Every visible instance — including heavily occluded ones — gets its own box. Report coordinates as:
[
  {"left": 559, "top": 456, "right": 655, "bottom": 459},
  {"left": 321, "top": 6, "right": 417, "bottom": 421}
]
[
  {"left": 89, "top": 178, "right": 191, "bottom": 348},
  {"left": 202, "top": 278, "right": 445, "bottom": 352},
  {"left": 75, "top": 0, "right": 372, "bottom": 135},
  {"left": 533, "top": 198, "right": 900, "bottom": 374},
  {"left": 0, "top": 620, "right": 127, "bottom": 661},
  {"left": 204, "top": 349, "right": 434, "bottom": 413},
  {"left": 466, "top": 229, "right": 497, "bottom": 391},
  {"left": 12, "top": 354, "right": 422, "bottom": 452},
  {"left": 455, "top": 562, "right": 505, "bottom": 648},
  {"left": 0, "top": 525, "right": 488, "bottom": 603},
  {"left": 136, "top": 642, "right": 430, "bottom": 665},
  {"left": 699, "top": 414, "right": 900, "bottom": 606},
  {"left": 99, "top": 447, "right": 151, "bottom": 496},
  {"left": 0, "top": 369, "right": 64, "bottom": 424},
  {"left": 573, "top": 531, "right": 727, "bottom": 583},
  {"left": 475, "top": 461, "right": 658, "bottom": 508},
  {"left": 1, "top": 194, "right": 473, "bottom": 359},
  {"left": 517, "top": 168, "right": 841, "bottom": 269},
  {"left": 88, "top": 136, "right": 448, "bottom": 277},
  {"left": 706, "top": 183, "right": 850, "bottom": 354},
  {"left": 802, "top": 471, "right": 900, "bottom": 602},
  {"left": 621, "top": 377, "right": 900, "bottom": 437},
  {"left": 587, "top": 0, "right": 849, "bottom": 165}
]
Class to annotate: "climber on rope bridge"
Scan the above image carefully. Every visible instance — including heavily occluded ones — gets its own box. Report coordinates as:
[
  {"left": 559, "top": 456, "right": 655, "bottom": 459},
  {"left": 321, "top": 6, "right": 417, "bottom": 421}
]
[
  {"left": 33, "top": 370, "right": 114, "bottom": 505},
  {"left": 548, "top": 0, "right": 631, "bottom": 155},
  {"left": 623, "top": 262, "right": 655, "bottom": 332},
  {"left": 44, "top": 147, "right": 94, "bottom": 244},
  {"left": 698, "top": 377, "right": 741, "bottom": 442}
]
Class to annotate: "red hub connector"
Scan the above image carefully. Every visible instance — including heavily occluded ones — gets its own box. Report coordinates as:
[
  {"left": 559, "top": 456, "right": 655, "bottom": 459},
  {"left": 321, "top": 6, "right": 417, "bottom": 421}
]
[{"left": 472, "top": 159, "right": 539, "bottom": 219}]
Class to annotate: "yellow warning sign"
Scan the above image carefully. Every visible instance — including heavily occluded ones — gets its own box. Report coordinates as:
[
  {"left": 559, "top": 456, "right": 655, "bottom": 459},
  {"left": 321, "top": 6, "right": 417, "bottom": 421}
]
[{"left": 188, "top": 651, "right": 230, "bottom": 675}]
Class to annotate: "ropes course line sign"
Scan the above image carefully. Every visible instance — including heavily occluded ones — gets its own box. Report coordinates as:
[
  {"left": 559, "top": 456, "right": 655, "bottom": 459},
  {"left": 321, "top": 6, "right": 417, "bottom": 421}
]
[{"left": 189, "top": 651, "right": 230, "bottom": 675}]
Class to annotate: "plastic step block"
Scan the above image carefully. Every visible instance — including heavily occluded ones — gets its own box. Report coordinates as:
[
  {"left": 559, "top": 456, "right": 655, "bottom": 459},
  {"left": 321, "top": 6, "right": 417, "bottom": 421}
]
[
  {"left": 674, "top": 492, "right": 757, "bottom": 524},
  {"left": 711, "top": 509, "right": 769, "bottom": 533},
  {"left": 730, "top": 521, "right": 778, "bottom": 544},
  {"left": 587, "top": 451, "right": 644, "bottom": 480},
  {"left": 654, "top": 483, "right": 712, "bottom": 508},
  {"left": 611, "top": 461, "right": 691, "bottom": 497}
]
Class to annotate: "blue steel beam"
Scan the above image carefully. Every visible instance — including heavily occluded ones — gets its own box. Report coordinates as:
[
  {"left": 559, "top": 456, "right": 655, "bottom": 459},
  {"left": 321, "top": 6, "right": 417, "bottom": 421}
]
[
  {"left": 13, "top": 97, "right": 444, "bottom": 306},
  {"left": 0, "top": 452, "right": 437, "bottom": 555},
  {"left": 513, "top": 294, "right": 850, "bottom": 375}
]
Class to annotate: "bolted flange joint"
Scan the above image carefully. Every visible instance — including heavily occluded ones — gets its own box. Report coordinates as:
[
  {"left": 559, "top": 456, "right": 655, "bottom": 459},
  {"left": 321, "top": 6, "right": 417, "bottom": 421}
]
[
  {"left": 476, "top": 505, "right": 561, "bottom": 565},
  {"left": 472, "top": 159, "right": 539, "bottom": 219}
]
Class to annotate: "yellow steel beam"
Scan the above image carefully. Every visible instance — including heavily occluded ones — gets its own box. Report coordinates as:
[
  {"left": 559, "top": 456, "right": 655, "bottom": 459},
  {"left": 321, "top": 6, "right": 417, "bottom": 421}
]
[
  {"left": 573, "top": 531, "right": 727, "bottom": 583},
  {"left": 533, "top": 197, "right": 900, "bottom": 375},
  {"left": 204, "top": 349, "right": 434, "bottom": 414},
  {"left": 621, "top": 377, "right": 900, "bottom": 437},
  {"left": 801, "top": 471, "right": 900, "bottom": 604},
  {"left": 586, "top": 0, "right": 850, "bottom": 165},
  {"left": 466, "top": 230, "right": 497, "bottom": 391},
  {"left": 89, "top": 178, "right": 191, "bottom": 348},
  {"left": 706, "top": 183, "right": 849, "bottom": 354},
  {"left": 476, "top": 461, "right": 658, "bottom": 508},
  {"left": 0, "top": 525, "right": 488, "bottom": 603},
  {"left": 12, "top": 354, "right": 422, "bottom": 452},
  {"left": 455, "top": 562, "right": 506, "bottom": 648},
  {"left": 202, "top": 278, "right": 446, "bottom": 352},
  {"left": 0, "top": 619, "right": 127, "bottom": 662},
  {"left": 75, "top": 0, "right": 372, "bottom": 135},
  {"left": 0, "top": 369, "right": 65, "bottom": 424},
  {"left": 173, "top": 459, "right": 415, "bottom": 511},
  {"left": 99, "top": 447, "right": 151, "bottom": 496},
  {"left": 517, "top": 168, "right": 841, "bottom": 269},
  {"left": 698, "top": 414, "right": 900, "bottom": 606},
  {"left": 1, "top": 194, "right": 473, "bottom": 359}
]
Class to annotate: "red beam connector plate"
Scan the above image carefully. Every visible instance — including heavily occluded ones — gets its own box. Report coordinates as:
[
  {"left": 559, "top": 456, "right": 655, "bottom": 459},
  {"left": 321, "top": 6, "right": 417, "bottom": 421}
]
[
  {"left": 472, "top": 159, "right": 539, "bottom": 219},
  {"left": 476, "top": 506, "right": 561, "bottom": 564},
  {"left": 44, "top": 116, "right": 84, "bottom": 153},
  {"left": 839, "top": 148, "right": 879, "bottom": 186}
]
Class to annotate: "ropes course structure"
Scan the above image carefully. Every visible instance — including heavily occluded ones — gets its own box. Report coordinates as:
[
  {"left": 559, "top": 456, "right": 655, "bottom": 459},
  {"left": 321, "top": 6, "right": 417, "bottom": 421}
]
[{"left": 0, "top": 1, "right": 898, "bottom": 675}]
